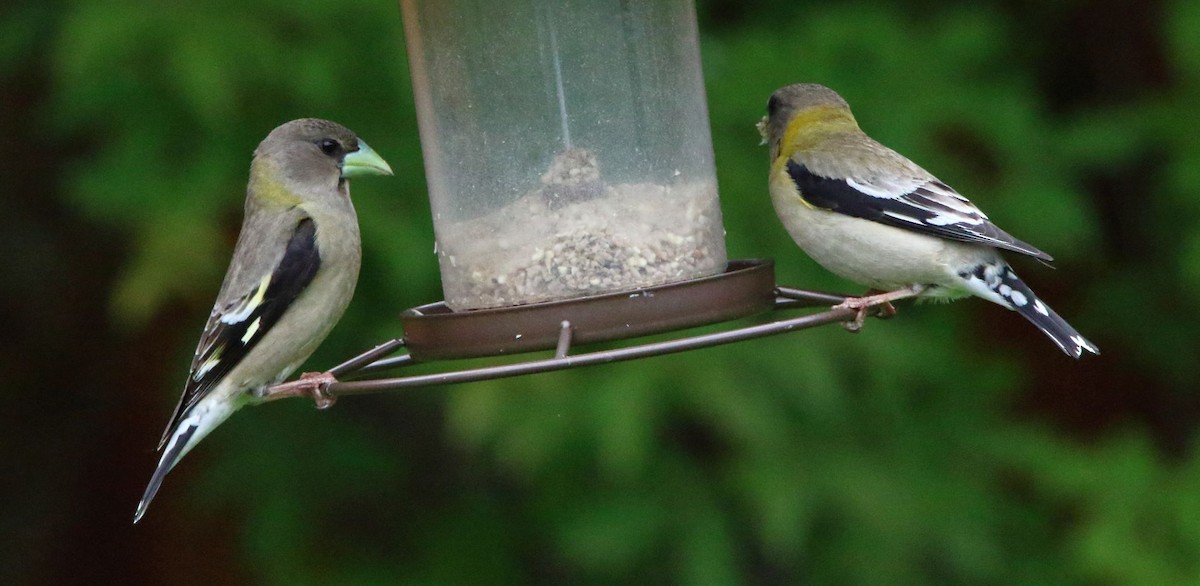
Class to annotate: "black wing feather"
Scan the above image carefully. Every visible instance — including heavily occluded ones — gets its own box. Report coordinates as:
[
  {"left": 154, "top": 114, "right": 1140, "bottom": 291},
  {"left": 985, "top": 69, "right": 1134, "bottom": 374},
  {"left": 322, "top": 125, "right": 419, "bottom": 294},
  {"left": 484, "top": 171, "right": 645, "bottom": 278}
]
[
  {"left": 157, "top": 218, "right": 321, "bottom": 448},
  {"left": 786, "top": 160, "right": 1052, "bottom": 261}
]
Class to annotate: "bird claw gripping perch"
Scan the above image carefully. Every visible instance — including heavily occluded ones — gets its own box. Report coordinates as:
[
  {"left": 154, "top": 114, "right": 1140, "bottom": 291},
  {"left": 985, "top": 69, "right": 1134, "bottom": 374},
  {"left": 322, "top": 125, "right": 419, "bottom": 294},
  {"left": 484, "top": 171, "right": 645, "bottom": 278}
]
[
  {"left": 834, "top": 285, "right": 923, "bottom": 332},
  {"left": 259, "top": 371, "right": 339, "bottom": 408},
  {"left": 296, "top": 371, "right": 339, "bottom": 409},
  {"left": 839, "top": 301, "right": 899, "bottom": 333}
]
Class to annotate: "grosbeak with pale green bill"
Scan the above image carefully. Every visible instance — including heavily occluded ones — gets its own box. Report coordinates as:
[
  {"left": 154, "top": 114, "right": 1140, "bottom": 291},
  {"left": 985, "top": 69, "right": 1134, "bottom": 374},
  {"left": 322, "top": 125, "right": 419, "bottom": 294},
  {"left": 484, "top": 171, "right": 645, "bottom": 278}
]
[
  {"left": 134, "top": 119, "right": 393, "bottom": 523},
  {"left": 759, "top": 83, "right": 1098, "bottom": 358}
]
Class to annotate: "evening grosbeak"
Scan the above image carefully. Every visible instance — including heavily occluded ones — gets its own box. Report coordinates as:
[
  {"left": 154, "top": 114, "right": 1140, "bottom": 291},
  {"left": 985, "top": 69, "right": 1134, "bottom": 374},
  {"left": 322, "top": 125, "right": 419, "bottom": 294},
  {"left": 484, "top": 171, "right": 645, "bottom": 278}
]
[
  {"left": 135, "top": 119, "right": 393, "bottom": 523},
  {"left": 759, "top": 83, "right": 1098, "bottom": 358}
]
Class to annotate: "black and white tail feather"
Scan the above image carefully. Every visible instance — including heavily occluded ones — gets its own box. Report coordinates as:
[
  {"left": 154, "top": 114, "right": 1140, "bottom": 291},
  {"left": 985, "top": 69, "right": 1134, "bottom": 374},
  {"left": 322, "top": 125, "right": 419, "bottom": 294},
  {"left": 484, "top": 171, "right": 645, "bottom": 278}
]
[{"left": 957, "top": 261, "right": 1099, "bottom": 358}]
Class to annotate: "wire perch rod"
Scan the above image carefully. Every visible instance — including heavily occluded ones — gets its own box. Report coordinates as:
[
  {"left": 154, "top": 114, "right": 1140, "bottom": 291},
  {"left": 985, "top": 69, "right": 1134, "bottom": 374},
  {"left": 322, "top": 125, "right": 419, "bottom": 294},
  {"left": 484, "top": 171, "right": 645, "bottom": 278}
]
[
  {"left": 258, "top": 286, "right": 864, "bottom": 404},
  {"left": 320, "top": 305, "right": 855, "bottom": 398},
  {"left": 329, "top": 338, "right": 405, "bottom": 377}
]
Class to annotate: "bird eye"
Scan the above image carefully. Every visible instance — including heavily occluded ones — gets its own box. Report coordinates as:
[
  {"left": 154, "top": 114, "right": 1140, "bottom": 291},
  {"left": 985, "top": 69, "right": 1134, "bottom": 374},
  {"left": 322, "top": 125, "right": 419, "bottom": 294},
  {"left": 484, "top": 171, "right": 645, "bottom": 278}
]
[{"left": 317, "top": 139, "right": 340, "bottom": 156}]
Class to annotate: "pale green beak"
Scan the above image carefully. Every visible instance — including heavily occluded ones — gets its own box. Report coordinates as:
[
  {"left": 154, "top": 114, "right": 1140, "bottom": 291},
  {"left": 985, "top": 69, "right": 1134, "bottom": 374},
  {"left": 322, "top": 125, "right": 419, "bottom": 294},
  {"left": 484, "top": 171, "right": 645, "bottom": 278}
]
[{"left": 341, "top": 140, "right": 393, "bottom": 177}]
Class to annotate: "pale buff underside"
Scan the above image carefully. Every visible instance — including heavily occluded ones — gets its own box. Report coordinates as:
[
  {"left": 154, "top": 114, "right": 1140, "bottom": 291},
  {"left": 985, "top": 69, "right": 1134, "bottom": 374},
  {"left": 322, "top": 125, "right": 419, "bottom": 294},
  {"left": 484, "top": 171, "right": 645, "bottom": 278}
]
[
  {"left": 170, "top": 191, "right": 362, "bottom": 463},
  {"left": 770, "top": 169, "right": 998, "bottom": 301},
  {"left": 232, "top": 197, "right": 361, "bottom": 397}
]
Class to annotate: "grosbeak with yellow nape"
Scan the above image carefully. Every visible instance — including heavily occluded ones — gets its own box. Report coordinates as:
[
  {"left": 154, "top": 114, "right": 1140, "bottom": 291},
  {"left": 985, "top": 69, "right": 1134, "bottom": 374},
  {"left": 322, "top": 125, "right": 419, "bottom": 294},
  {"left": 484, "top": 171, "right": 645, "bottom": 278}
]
[
  {"left": 759, "top": 83, "right": 1097, "bottom": 358},
  {"left": 135, "top": 119, "right": 393, "bottom": 523}
]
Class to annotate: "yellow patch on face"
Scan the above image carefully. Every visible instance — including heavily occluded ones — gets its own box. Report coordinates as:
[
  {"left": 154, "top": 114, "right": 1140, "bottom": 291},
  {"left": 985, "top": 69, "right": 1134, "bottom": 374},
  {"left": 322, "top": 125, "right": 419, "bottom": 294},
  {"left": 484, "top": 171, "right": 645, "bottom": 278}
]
[
  {"left": 249, "top": 160, "right": 304, "bottom": 207},
  {"left": 779, "top": 105, "right": 858, "bottom": 155}
]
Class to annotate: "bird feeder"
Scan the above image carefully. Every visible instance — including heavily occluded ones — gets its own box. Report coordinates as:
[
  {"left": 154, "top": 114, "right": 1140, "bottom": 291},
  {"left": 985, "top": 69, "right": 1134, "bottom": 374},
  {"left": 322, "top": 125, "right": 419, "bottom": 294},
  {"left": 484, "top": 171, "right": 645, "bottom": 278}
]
[
  {"left": 257, "top": 0, "right": 875, "bottom": 404},
  {"left": 404, "top": 0, "right": 726, "bottom": 310},
  {"left": 395, "top": 0, "right": 786, "bottom": 359}
]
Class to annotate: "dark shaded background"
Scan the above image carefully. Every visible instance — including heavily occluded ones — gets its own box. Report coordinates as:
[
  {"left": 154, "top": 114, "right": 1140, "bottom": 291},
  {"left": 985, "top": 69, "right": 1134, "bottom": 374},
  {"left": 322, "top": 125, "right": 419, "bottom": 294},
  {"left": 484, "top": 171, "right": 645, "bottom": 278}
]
[{"left": 4, "top": 0, "right": 1200, "bottom": 583}]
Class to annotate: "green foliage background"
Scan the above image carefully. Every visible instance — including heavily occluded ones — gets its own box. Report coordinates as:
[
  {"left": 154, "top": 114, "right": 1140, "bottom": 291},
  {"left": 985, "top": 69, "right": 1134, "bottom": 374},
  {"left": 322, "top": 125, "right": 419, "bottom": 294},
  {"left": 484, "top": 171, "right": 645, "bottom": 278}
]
[{"left": 3, "top": 0, "right": 1199, "bottom": 583}]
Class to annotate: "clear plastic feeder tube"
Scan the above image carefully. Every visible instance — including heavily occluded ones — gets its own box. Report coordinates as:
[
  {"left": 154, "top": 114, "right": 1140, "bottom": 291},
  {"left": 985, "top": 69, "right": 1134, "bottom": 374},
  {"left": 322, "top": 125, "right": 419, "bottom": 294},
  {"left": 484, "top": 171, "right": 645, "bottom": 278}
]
[{"left": 401, "top": 0, "right": 727, "bottom": 310}]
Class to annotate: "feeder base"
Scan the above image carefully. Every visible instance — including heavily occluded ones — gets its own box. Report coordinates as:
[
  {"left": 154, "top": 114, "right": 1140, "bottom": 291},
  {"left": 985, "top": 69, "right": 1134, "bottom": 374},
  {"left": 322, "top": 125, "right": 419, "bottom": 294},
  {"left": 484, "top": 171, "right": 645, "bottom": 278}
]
[{"left": 400, "top": 259, "right": 777, "bottom": 360}]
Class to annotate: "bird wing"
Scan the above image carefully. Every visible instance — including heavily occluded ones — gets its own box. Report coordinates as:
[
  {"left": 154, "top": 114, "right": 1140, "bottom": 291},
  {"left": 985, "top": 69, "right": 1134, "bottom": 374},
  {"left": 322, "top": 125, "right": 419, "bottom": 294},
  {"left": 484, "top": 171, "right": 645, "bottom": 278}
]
[
  {"left": 786, "top": 159, "right": 1053, "bottom": 262},
  {"left": 157, "top": 217, "right": 322, "bottom": 449}
]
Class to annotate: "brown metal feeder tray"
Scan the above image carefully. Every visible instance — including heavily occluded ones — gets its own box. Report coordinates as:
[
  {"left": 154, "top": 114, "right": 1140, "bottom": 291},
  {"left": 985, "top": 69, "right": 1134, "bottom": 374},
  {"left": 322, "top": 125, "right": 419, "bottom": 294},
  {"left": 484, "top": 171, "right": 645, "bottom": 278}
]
[
  {"left": 400, "top": 259, "right": 777, "bottom": 360},
  {"left": 257, "top": 260, "right": 862, "bottom": 403}
]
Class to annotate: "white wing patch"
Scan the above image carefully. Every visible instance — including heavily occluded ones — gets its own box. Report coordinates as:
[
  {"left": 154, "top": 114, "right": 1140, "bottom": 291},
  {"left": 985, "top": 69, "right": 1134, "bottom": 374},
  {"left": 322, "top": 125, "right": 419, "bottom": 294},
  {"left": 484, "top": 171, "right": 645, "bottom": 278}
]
[
  {"left": 192, "top": 346, "right": 224, "bottom": 382},
  {"left": 787, "top": 159, "right": 1053, "bottom": 261},
  {"left": 845, "top": 177, "right": 917, "bottom": 199},
  {"left": 220, "top": 274, "right": 272, "bottom": 325},
  {"left": 913, "top": 181, "right": 989, "bottom": 226},
  {"left": 241, "top": 317, "right": 263, "bottom": 344},
  {"left": 882, "top": 210, "right": 927, "bottom": 226},
  {"left": 844, "top": 174, "right": 990, "bottom": 228}
]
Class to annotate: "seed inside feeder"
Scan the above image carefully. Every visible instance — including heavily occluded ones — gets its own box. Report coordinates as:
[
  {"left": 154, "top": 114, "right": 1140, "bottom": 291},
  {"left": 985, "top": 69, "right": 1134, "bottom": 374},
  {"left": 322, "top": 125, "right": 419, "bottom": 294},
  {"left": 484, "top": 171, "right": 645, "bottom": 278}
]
[
  {"left": 541, "top": 147, "right": 605, "bottom": 210},
  {"left": 436, "top": 149, "right": 724, "bottom": 310}
]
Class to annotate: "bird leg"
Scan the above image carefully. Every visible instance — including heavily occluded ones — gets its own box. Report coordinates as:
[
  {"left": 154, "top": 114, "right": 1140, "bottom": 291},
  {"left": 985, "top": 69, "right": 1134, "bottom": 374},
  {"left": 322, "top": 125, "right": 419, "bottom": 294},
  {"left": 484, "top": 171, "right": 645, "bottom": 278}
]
[
  {"left": 266, "top": 371, "right": 340, "bottom": 409},
  {"left": 835, "top": 285, "right": 925, "bottom": 332},
  {"left": 297, "top": 371, "right": 339, "bottom": 409}
]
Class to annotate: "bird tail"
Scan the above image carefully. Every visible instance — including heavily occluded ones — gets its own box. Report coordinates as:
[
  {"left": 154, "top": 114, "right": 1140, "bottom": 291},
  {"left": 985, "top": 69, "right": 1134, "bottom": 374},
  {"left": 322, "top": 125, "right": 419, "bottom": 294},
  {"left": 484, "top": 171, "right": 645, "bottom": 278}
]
[
  {"left": 960, "top": 262, "right": 1099, "bottom": 358},
  {"left": 134, "top": 399, "right": 237, "bottom": 524}
]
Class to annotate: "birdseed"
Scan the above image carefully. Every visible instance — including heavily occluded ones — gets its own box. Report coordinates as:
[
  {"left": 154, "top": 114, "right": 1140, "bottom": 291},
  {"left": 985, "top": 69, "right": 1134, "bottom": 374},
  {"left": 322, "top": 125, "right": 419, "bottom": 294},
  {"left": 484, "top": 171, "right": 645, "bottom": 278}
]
[{"left": 435, "top": 173, "right": 725, "bottom": 310}]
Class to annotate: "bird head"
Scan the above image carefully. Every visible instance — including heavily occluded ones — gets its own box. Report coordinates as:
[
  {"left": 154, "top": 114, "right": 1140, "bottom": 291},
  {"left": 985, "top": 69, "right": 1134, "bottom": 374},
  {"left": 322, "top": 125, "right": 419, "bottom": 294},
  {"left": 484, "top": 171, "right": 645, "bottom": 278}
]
[
  {"left": 762, "top": 83, "right": 857, "bottom": 161},
  {"left": 251, "top": 118, "right": 393, "bottom": 207}
]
